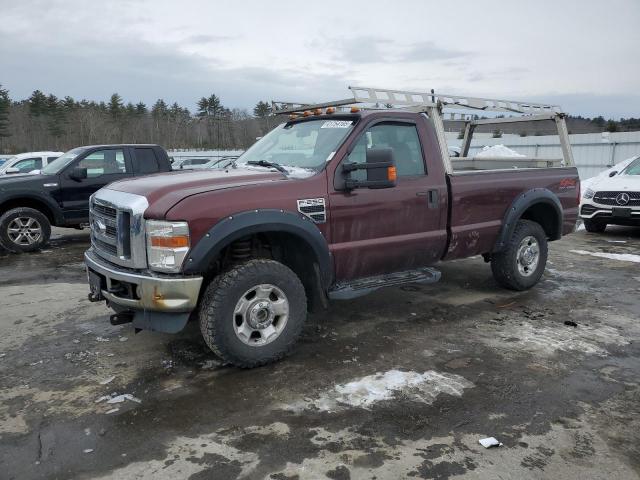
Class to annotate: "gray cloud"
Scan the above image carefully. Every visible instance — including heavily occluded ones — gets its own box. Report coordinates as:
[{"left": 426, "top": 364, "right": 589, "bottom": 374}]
[
  {"left": 0, "top": 30, "right": 347, "bottom": 111},
  {"left": 1, "top": 0, "right": 639, "bottom": 118},
  {"left": 323, "top": 36, "right": 469, "bottom": 65},
  {"left": 398, "top": 41, "right": 469, "bottom": 62},
  {"left": 184, "top": 34, "right": 236, "bottom": 44}
]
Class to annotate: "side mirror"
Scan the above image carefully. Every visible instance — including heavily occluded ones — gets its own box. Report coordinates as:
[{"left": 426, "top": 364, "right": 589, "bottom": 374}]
[
  {"left": 5, "top": 167, "right": 20, "bottom": 174},
  {"left": 342, "top": 148, "right": 397, "bottom": 190},
  {"left": 609, "top": 170, "right": 617, "bottom": 177},
  {"left": 69, "top": 167, "right": 88, "bottom": 181}
]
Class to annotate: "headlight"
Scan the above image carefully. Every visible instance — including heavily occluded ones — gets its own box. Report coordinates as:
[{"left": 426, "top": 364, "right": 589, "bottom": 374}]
[
  {"left": 145, "top": 220, "right": 190, "bottom": 272},
  {"left": 583, "top": 188, "right": 595, "bottom": 199}
]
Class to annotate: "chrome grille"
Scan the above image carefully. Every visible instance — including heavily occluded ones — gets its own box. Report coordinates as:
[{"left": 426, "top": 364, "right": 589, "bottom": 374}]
[
  {"left": 89, "top": 190, "right": 149, "bottom": 269},
  {"left": 593, "top": 191, "right": 640, "bottom": 206},
  {"left": 93, "top": 203, "right": 117, "bottom": 218}
]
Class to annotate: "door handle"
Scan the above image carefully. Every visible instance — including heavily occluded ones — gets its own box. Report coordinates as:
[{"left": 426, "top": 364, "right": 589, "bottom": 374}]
[
  {"left": 416, "top": 190, "right": 439, "bottom": 208},
  {"left": 427, "top": 190, "right": 439, "bottom": 209}
]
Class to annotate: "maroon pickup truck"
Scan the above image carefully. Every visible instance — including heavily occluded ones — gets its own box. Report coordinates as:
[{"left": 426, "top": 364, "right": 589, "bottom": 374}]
[{"left": 85, "top": 87, "right": 580, "bottom": 367}]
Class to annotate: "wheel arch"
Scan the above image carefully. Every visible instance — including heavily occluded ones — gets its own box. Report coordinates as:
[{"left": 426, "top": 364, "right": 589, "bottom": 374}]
[
  {"left": 0, "top": 195, "right": 61, "bottom": 225},
  {"left": 184, "top": 209, "right": 333, "bottom": 309},
  {"left": 493, "top": 188, "right": 563, "bottom": 253}
]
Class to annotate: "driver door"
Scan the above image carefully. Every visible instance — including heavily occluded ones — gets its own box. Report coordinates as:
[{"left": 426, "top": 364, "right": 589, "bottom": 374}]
[
  {"left": 58, "top": 148, "right": 132, "bottom": 223},
  {"left": 329, "top": 121, "right": 448, "bottom": 280}
]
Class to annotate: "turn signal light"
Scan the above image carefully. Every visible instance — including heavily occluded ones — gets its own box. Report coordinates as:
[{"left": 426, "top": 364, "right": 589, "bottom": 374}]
[
  {"left": 387, "top": 166, "right": 397, "bottom": 181},
  {"left": 150, "top": 236, "right": 189, "bottom": 248}
]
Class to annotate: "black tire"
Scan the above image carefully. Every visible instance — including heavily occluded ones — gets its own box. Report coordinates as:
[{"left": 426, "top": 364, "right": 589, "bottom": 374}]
[
  {"left": 199, "top": 259, "right": 307, "bottom": 368},
  {"left": 583, "top": 219, "right": 607, "bottom": 233},
  {"left": 0, "top": 207, "right": 51, "bottom": 253},
  {"left": 491, "top": 219, "right": 548, "bottom": 291}
]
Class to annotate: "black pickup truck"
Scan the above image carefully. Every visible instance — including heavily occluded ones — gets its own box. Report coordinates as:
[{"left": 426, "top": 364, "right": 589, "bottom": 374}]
[{"left": 0, "top": 144, "right": 172, "bottom": 252}]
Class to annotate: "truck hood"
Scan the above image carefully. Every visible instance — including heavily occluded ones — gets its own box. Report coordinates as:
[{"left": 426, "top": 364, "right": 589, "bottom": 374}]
[{"left": 107, "top": 168, "right": 286, "bottom": 218}]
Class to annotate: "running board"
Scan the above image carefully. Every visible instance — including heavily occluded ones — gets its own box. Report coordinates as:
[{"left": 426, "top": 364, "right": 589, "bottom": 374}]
[{"left": 328, "top": 267, "right": 441, "bottom": 300}]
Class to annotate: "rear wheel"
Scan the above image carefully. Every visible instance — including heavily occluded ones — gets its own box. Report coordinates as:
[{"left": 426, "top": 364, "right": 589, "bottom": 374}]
[
  {"left": 491, "top": 219, "right": 548, "bottom": 291},
  {"left": 583, "top": 218, "right": 607, "bottom": 233},
  {"left": 199, "top": 259, "right": 307, "bottom": 368},
  {"left": 0, "top": 207, "right": 51, "bottom": 253}
]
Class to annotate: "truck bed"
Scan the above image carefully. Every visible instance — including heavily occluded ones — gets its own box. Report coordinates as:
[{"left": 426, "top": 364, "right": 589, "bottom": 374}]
[{"left": 444, "top": 167, "right": 579, "bottom": 260}]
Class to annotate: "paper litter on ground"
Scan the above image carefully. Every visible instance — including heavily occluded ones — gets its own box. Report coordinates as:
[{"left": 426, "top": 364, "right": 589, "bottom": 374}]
[{"left": 479, "top": 437, "right": 503, "bottom": 448}]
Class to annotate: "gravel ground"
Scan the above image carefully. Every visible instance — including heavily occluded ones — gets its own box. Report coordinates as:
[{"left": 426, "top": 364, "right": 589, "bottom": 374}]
[{"left": 0, "top": 226, "right": 639, "bottom": 480}]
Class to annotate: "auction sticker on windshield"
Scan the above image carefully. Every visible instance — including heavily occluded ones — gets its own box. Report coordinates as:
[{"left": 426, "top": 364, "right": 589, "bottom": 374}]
[{"left": 321, "top": 120, "right": 352, "bottom": 128}]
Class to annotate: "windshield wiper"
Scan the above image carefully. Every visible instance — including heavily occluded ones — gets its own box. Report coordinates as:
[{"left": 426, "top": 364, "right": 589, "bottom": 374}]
[
  {"left": 246, "top": 160, "right": 288, "bottom": 174},
  {"left": 209, "top": 156, "right": 239, "bottom": 169}
]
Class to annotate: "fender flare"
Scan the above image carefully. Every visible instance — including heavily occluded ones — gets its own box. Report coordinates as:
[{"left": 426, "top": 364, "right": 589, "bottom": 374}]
[
  {"left": 0, "top": 192, "right": 65, "bottom": 225},
  {"left": 183, "top": 209, "right": 333, "bottom": 288},
  {"left": 493, "top": 188, "right": 563, "bottom": 253}
]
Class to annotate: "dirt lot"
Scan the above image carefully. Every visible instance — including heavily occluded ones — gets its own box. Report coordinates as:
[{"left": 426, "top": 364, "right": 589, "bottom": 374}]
[{"left": 0, "top": 226, "right": 639, "bottom": 480}]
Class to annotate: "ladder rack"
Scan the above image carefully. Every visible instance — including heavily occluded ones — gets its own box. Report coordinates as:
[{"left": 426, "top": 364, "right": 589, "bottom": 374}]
[{"left": 272, "top": 86, "right": 562, "bottom": 115}]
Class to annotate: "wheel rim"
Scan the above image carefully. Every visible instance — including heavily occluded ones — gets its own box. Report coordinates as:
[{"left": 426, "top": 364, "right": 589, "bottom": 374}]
[
  {"left": 7, "top": 217, "right": 42, "bottom": 245},
  {"left": 233, "top": 284, "right": 289, "bottom": 347},
  {"left": 516, "top": 235, "right": 540, "bottom": 277}
]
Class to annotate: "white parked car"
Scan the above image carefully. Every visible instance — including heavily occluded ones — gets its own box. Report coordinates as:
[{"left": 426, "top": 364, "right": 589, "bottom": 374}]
[
  {"left": 0, "top": 151, "right": 64, "bottom": 175},
  {"left": 580, "top": 155, "right": 640, "bottom": 232}
]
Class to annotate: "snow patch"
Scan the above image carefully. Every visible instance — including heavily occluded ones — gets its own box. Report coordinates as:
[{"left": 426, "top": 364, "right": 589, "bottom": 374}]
[
  {"left": 570, "top": 250, "right": 640, "bottom": 264},
  {"left": 478, "top": 316, "right": 629, "bottom": 358},
  {"left": 475, "top": 145, "right": 525, "bottom": 158},
  {"left": 235, "top": 162, "right": 316, "bottom": 179},
  {"left": 286, "top": 370, "right": 473, "bottom": 412}
]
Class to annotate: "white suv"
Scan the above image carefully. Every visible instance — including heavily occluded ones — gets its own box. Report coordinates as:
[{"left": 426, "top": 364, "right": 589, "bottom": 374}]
[{"left": 580, "top": 155, "right": 640, "bottom": 232}]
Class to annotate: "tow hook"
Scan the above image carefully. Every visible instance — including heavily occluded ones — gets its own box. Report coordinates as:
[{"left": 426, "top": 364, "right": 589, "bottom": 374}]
[{"left": 110, "top": 311, "right": 134, "bottom": 326}]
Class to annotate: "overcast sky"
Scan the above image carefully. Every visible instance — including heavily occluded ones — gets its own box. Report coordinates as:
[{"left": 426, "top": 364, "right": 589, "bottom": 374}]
[{"left": 1, "top": 0, "right": 639, "bottom": 118}]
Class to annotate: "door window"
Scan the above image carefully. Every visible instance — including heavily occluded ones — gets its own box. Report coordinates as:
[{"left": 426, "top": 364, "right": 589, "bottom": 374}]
[
  {"left": 134, "top": 148, "right": 160, "bottom": 174},
  {"left": 347, "top": 123, "right": 426, "bottom": 179},
  {"left": 13, "top": 158, "right": 42, "bottom": 173},
  {"left": 77, "top": 149, "right": 127, "bottom": 178}
]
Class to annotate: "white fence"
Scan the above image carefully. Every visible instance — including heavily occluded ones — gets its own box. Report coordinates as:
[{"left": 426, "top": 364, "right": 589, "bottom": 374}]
[{"left": 446, "top": 131, "right": 640, "bottom": 180}]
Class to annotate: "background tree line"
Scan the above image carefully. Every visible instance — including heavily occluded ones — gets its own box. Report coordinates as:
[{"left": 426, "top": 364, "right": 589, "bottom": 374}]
[
  {"left": 0, "top": 85, "right": 275, "bottom": 154},
  {"left": 1, "top": 84, "right": 639, "bottom": 154}
]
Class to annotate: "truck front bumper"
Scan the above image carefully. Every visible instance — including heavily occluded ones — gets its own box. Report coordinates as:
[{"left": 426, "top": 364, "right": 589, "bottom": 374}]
[{"left": 84, "top": 249, "right": 203, "bottom": 332}]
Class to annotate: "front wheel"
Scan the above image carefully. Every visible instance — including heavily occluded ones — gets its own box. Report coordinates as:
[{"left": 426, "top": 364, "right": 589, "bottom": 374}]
[
  {"left": 199, "top": 259, "right": 307, "bottom": 368},
  {"left": 491, "top": 219, "right": 548, "bottom": 291},
  {"left": 583, "top": 218, "right": 607, "bottom": 233},
  {"left": 0, "top": 207, "right": 51, "bottom": 253}
]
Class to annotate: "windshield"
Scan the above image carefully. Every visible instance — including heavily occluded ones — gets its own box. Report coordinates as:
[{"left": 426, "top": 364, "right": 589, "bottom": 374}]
[
  {"left": 41, "top": 147, "right": 85, "bottom": 175},
  {"left": 238, "top": 118, "right": 355, "bottom": 177},
  {"left": 622, "top": 157, "right": 640, "bottom": 176}
]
